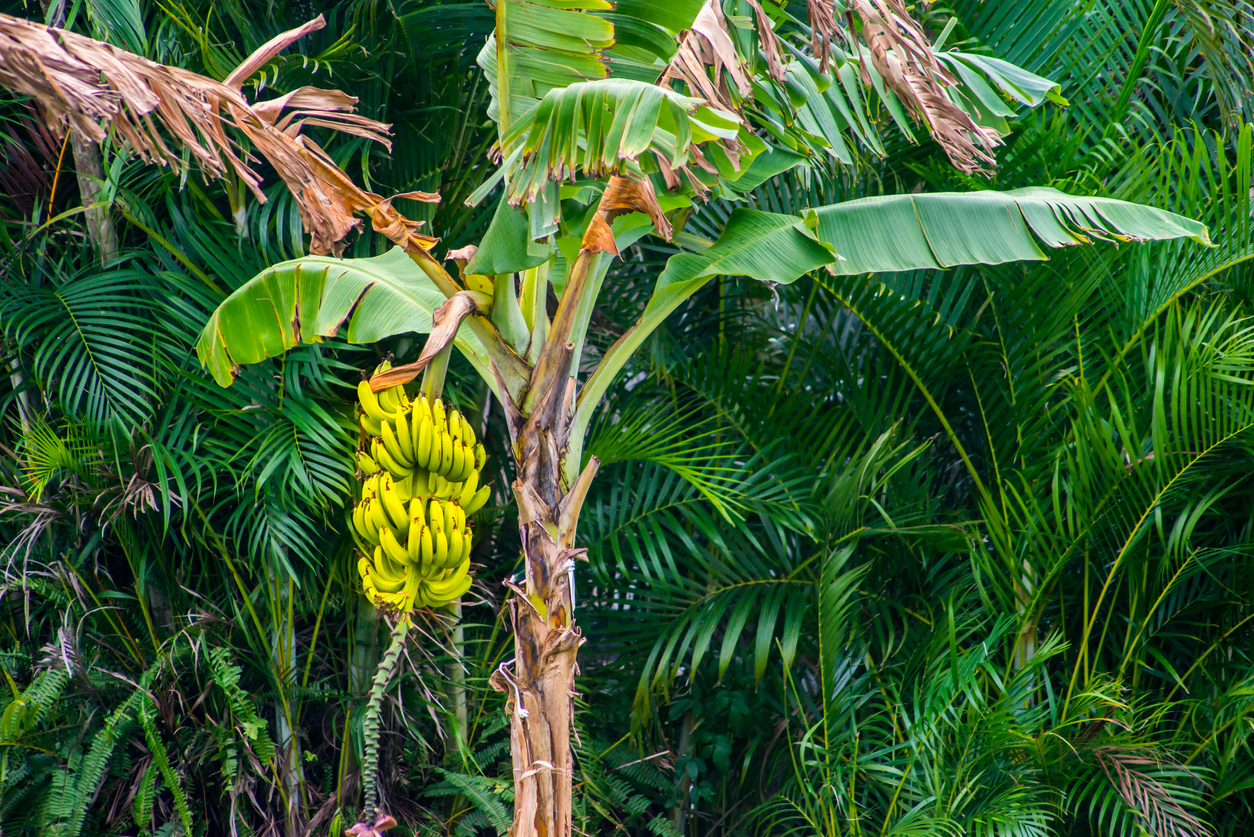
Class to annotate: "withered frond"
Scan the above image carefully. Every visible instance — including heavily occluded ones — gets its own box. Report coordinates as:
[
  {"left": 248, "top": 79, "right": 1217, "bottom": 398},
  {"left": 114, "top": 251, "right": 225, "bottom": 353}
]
[
  {"left": 852, "top": 0, "right": 1003, "bottom": 174},
  {"left": 0, "top": 13, "right": 429, "bottom": 256}
]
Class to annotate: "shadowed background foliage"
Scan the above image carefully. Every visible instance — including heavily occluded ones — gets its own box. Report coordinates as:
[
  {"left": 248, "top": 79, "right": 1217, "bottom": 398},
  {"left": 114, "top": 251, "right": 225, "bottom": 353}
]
[{"left": 3, "top": 0, "right": 1254, "bottom": 835}]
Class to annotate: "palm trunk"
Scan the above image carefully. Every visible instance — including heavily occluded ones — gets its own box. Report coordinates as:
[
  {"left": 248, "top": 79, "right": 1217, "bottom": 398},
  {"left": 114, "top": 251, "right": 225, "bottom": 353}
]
[{"left": 69, "top": 128, "right": 118, "bottom": 263}]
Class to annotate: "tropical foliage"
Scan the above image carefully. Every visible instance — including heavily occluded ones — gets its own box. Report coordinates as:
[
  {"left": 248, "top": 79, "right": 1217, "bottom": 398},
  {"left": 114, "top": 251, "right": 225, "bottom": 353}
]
[{"left": 1, "top": 0, "right": 1253, "bottom": 836}]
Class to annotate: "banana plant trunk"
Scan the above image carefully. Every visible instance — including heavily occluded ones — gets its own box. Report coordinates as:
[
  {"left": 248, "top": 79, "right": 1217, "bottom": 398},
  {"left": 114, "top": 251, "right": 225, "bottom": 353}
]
[
  {"left": 493, "top": 353, "right": 598, "bottom": 837},
  {"left": 395, "top": 202, "right": 616, "bottom": 837}
]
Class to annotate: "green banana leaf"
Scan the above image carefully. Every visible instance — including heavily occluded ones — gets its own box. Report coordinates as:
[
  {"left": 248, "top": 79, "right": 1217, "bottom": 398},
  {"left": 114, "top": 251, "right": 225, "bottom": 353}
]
[
  {"left": 567, "top": 190, "right": 1209, "bottom": 480},
  {"left": 196, "top": 247, "right": 490, "bottom": 388},
  {"left": 813, "top": 187, "right": 1211, "bottom": 275},
  {"left": 568, "top": 208, "right": 837, "bottom": 480}
]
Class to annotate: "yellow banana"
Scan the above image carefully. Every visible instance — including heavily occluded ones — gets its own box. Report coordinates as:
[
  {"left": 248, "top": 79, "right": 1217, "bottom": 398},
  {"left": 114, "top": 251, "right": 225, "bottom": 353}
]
[
  {"left": 359, "top": 412, "right": 383, "bottom": 438},
  {"left": 409, "top": 497, "right": 427, "bottom": 528},
  {"left": 395, "top": 409, "right": 415, "bottom": 463},
  {"left": 415, "top": 414, "right": 434, "bottom": 470},
  {"left": 378, "top": 385, "right": 402, "bottom": 413},
  {"left": 460, "top": 524, "right": 472, "bottom": 563},
  {"left": 380, "top": 419, "right": 412, "bottom": 469},
  {"left": 448, "top": 409, "right": 463, "bottom": 441},
  {"left": 426, "top": 429, "right": 443, "bottom": 474},
  {"left": 371, "top": 548, "right": 408, "bottom": 591},
  {"left": 353, "top": 505, "right": 380, "bottom": 546},
  {"left": 457, "top": 470, "right": 479, "bottom": 506},
  {"left": 380, "top": 478, "right": 410, "bottom": 536},
  {"left": 464, "top": 484, "right": 491, "bottom": 515},
  {"left": 416, "top": 519, "right": 431, "bottom": 567},
  {"left": 423, "top": 558, "right": 471, "bottom": 601},
  {"left": 394, "top": 473, "right": 414, "bottom": 503},
  {"left": 359, "top": 380, "right": 400, "bottom": 423},
  {"left": 372, "top": 438, "right": 410, "bottom": 481},
  {"left": 418, "top": 525, "right": 435, "bottom": 576},
  {"left": 400, "top": 568, "right": 420, "bottom": 612},
  {"left": 357, "top": 555, "right": 372, "bottom": 579},
  {"left": 357, "top": 451, "right": 380, "bottom": 475},
  {"left": 447, "top": 526, "right": 464, "bottom": 570},
  {"left": 380, "top": 525, "right": 412, "bottom": 566},
  {"left": 433, "top": 528, "right": 449, "bottom": 567},
  {"left": 439, "top": 431, "right": 454, "bottom": 475},
  {"left": 474, "top": 443, "right": 486, "bottom": 471},
  {"left": 367, "top": 498, "right": 390, "bottom": 533},
  {"left": 433, "top": 398, "right": 447, "bottom": 431},
  {"left": 413, "top": 394, "right": 433, "bottom": 426},
  {"left": 450, "top": 442, "right": 465, "bottom": 484}
]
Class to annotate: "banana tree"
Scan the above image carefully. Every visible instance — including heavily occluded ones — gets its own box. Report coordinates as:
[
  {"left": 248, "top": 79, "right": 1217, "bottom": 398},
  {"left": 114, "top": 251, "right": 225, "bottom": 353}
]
[{"left": 0, "top": 2, "right": 1211, "bottom": 835}]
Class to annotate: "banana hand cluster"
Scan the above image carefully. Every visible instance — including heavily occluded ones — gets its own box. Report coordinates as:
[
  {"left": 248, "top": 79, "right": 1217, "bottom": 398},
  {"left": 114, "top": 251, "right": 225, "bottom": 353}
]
[{"left": 350, "top": 365, "right": 491, "bottom": 611}]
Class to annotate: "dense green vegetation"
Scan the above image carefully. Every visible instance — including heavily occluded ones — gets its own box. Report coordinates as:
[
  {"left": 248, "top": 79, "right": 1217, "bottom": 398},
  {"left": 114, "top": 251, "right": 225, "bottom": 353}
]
[{"left": 2, "top": 0, "right": 1254, "bottom": 835}]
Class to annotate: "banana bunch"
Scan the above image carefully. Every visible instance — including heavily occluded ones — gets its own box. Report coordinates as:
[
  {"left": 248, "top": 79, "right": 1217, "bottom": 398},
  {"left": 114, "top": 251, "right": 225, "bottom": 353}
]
[{"left": 349, "top": 364, "right": 491, "bottom": 611}]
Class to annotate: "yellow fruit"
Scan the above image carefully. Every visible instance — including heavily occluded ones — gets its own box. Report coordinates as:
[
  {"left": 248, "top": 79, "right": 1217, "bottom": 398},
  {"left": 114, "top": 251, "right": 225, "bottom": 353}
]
[
  {"left": 464, "top": 484, "right": 491, "bottom": 516},
  {"left": 381, "top": 419, "right": 412, "bottom": 469},
  {"left": 380, "top": 526, "right": 412, "bottom": 566}
]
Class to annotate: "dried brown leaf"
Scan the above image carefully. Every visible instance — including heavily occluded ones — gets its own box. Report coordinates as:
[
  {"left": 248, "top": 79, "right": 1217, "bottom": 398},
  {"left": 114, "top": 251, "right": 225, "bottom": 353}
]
[
  {"left": 808, "top": 0, "right": 837, "bottom": 73},
  {"left": 657, "top": 0, "right": 751, "bottom": 114},
  {"left": 0, "top": 12, "right": 436, "bottom": 255},
  {"left": 598, "top": 174, "right": 672, "bottom": 240},
  {"left": 367, "top": 293, "right": 485, "bottom": 391},
  {"left": 852, "top": 0, "right": 1002, "bottom": 174}
]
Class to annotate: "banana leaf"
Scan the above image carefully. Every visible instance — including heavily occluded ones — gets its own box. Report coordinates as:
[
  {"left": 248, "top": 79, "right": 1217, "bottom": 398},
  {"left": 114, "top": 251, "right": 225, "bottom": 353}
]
[{"left": 196, "top": 247, "right": 490, "bottom": 388}]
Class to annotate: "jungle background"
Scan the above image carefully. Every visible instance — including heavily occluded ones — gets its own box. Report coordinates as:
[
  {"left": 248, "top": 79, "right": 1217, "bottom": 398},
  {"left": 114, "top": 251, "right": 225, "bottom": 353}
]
[{"left": 4, "top": 0, "right": 1254, "bottom": 835}]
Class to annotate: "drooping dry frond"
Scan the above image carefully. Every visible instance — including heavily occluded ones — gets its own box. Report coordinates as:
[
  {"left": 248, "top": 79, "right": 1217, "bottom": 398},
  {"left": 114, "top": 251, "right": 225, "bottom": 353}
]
[
  {"left": 807, "top": 0, "right": 838, "bottom": 74},
  {"left": 851, "top": 0, "right": 1003, "bottom": 174},
  {"left": 0, "top": 13, "right": 435, "bottom": 256},
  {"left": 657, "top": 0, "right": 753, "bottom": 114}
]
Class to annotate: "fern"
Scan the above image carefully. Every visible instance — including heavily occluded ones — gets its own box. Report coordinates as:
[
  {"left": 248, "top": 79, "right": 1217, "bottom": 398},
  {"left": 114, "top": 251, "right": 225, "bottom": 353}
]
[
  {"left": 139, "top": 698, "right": 194, "bottom": 836},
  {"left": 428, "top": 769, "right": 514, "bottom": 834},
  {"left": 205, "top": 644, "right": 275, "bottom": 763},
  {"left": 132, "top": 761, "right": 160, "bottom": 833},
  {"left": 38, "top": 667, "right": 152, "bottom": 837}
]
